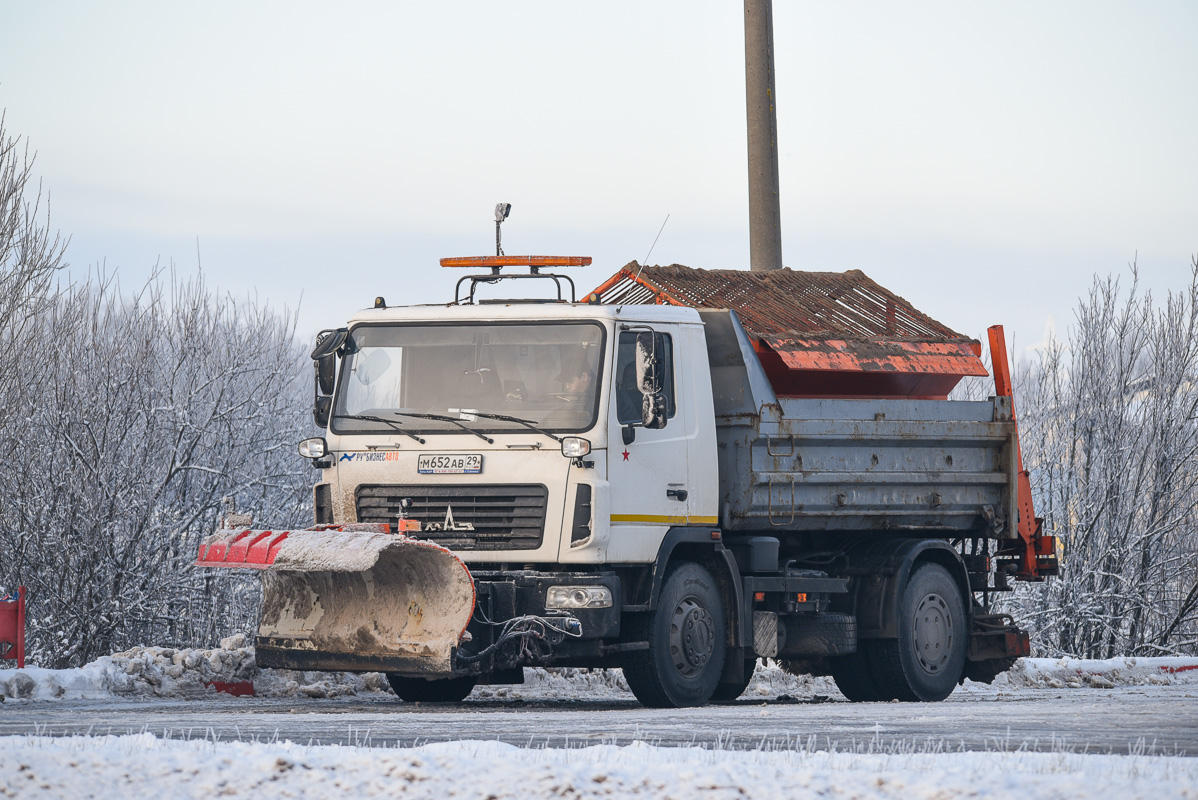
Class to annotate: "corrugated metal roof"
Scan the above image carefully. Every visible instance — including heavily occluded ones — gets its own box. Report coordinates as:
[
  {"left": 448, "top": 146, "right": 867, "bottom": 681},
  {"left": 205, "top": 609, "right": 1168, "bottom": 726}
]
[
  {"left": 591, "top": 263, "right": 988, "bottom": 388},
  {"left": 594, "top": 263, "right": 969, "bottom": 341}
]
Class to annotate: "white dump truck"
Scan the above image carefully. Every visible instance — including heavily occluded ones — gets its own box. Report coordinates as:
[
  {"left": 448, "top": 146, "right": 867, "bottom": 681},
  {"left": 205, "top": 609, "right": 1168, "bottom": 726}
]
[{"left": 198, "top": 256, "right": 1056, "bottom": 707}]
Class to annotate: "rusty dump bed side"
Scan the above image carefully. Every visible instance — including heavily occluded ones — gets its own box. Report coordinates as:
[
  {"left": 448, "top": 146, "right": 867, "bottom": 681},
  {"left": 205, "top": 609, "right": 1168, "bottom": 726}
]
[
  {"left": 698, "top": 308, "right": 1019, "bottom": 537},
  {"left": 593, "top": 263, "right": 987, "bottom": 398},
  {"left": 716, "top": 396, "right": 1019, "bottom": 536}
]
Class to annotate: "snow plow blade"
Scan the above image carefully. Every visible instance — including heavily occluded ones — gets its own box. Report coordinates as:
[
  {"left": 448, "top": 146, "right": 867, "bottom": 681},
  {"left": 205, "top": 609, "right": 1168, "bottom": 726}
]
[{"left": 196, "top": 524, "right": 475, "bottom": 675}]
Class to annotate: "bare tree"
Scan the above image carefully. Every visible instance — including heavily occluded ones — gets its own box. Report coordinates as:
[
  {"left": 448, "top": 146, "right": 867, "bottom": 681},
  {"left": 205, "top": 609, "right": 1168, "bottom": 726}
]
[
  {"left": 0, "top": 267, "right": 312, "bottom": 666},
  {"left": 1003, "top": 260, "right": 1198, "bottom": 657},
  {"left": 0, "top": 115, "right": 314, "bottom": 666},
  {"left": 0, "top": 111, "right": 69, "bottom": 466},
  {"left": 0, "top": 112, "right": 67, "bottom": 337}
]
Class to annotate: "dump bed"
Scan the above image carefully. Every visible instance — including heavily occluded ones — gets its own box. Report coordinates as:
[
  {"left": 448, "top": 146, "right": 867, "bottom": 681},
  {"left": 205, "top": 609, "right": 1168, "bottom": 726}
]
[
  {"left": 595, "top": 264, "right": 1016, "bottom": 538},
  {"left": 699, "top": 308, "right": 1018, "bottom": 537}
]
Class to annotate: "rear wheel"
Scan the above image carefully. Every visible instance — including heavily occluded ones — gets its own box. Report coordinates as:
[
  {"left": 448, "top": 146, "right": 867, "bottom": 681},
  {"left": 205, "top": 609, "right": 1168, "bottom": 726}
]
[
  {"left": 868, "top": 563, "right": 967, "bottom": 702},
  {"left": 386, "top": 674, "right": 477, "bottom": 703},
  {"left": 711, "top": 657, "right": 757, "bottom": 702},
  {"left": 830, "top": 648, "right": 889, "bottom": 701},
  {"left": 623, "top": 562, "right": 727, "bottom": 708}
]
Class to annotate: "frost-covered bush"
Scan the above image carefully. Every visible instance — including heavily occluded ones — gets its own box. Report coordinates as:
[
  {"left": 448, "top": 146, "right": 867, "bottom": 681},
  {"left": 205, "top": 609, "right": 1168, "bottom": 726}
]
[
  {"left": 955, "top": 264, "right": 1198, "bottom": 658},
  {"left": 0, "top": 116, "right": 311, "bottom": 668},
  {"left": 1008, "top": 262, "right": 1198, "bottom": 658}
]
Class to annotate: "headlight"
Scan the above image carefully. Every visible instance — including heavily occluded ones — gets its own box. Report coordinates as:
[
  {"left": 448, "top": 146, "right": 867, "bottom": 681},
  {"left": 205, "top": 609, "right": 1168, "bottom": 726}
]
[
  {"left": 560, "top": 437, "right": 591, "bottom": 458},
  {"left": 298, "top": 437, "right": 328, "bottom": 459},
  {"left": 545, "top": 585, "right": 613, "bottom": 609}
]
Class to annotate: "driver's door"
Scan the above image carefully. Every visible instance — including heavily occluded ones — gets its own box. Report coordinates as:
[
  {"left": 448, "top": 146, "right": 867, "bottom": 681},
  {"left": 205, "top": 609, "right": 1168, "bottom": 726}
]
[{"left": 605, "top": 328, "right": 690, "bottom": 561}]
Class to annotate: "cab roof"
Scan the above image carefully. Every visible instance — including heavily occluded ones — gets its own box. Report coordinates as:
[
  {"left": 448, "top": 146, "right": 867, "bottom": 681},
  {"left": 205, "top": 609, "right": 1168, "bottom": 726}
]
[{"left": 346, "top": 300, "right": 703, "bottom": 327}]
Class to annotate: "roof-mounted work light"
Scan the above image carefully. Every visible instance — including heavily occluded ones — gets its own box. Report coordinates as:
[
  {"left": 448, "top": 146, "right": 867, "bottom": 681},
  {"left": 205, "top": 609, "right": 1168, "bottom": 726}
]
[
  {"left": 494, "top": 202, "right": 512, "bottom": 256},
  {"left": 438, "top": 203, "right": 592, "bottom": 304}
]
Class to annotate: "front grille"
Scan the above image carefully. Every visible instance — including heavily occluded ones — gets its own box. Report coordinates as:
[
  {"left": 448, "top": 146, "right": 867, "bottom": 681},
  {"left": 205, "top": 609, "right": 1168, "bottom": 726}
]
[{"left": 356, "top": 484, "right": 549, "bottom": 550}]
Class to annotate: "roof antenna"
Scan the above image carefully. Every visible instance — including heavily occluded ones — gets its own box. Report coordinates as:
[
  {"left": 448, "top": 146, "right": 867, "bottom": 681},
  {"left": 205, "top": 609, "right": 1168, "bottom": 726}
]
[
  {"left": 638, "top": 213, "right": 670, "bottom": 281},
  {"left": 494, "top": 202, "right": 512, "bottom": 256}
]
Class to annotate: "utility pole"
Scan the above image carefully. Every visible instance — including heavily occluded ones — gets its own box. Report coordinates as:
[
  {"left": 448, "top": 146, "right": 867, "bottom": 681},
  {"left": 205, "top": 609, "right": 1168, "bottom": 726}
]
[{"left": 744, "top": 0, "right": 784, "bottom": 272}]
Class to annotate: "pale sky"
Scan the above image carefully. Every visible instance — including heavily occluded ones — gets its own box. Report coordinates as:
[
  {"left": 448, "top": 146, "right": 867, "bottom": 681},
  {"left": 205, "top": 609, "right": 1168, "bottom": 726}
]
[{"left": 2, "top": 1, "right": 1195, "bottom": 356}]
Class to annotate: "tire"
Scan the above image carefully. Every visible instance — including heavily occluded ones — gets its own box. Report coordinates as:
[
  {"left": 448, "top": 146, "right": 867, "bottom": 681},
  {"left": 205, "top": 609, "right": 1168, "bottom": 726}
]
[
  {"left": 386, "top": 674, "right": 477, "bottom": 703},
  {"left": 711, "top": 657, "right": 757, "bottom": 702},
  {"left": 780, "top": 612, "right": 857, "bottom": 657},
  {"left": 622, "top": 562, "right": 727, "bottom": 708},
  {"left": 867, "top": 563, "right": 967, "bottom": 702},
  {"left": 830, "top": 647, "right": 889, "bottom": 701}
]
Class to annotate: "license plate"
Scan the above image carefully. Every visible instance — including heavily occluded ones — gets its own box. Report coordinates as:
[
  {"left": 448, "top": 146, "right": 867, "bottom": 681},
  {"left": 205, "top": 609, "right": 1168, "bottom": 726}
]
[{"left": 418, "top": 454, "right": 482, "bottom": 474}]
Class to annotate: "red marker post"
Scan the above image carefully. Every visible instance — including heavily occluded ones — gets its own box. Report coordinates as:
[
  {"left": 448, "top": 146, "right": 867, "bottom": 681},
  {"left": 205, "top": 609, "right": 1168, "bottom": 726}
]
[{"left": 0, "top": 586, "right": 26, "bottom": 668}]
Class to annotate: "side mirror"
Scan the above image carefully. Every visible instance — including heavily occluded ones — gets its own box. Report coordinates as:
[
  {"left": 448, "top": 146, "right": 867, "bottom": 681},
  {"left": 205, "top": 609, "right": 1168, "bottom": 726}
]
[
  {"left": 315, "top": 353, "right": 336, "bottom": 395},
  {"left": 622, "top": 424, "right": 636, "bottom": 445},
  {"left": 311, "top": 328, "right": 347, "bottom": 428},
  {"left": 313, "top": 395, "right": 332, "bottom": 428},
  {"left": 641, "top": 392, "right": 667, "bottom": 429},
  {"left": 635, "top": 331, "right": 668, "bottom": 429},
  {"left": 635, "top": 332, "right": 664, "bottom": 394},
  {"left": 311, "top": 328, "right": 349, "bottom": 360}
]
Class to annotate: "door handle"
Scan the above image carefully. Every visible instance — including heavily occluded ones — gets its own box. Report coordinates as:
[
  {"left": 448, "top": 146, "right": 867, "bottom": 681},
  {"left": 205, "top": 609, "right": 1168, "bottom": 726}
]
[{"left": 666, "top": 488, "right": 688, "bottom": 501}]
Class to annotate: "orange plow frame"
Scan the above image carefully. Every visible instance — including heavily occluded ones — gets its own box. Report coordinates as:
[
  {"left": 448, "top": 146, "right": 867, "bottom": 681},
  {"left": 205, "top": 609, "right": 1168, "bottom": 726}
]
[{"left": 988, "top": 325, "right": 1059, "bottom": 582}]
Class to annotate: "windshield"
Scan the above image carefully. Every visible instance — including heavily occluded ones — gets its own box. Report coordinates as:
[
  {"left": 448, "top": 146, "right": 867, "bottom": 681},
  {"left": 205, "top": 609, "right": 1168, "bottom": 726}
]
[{"left": 331, "top": 322, "right": 605, "bottom": 435}]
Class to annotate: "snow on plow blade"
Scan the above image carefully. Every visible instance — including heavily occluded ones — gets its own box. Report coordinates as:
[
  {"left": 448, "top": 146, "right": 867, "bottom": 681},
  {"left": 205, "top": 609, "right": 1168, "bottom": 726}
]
[{"left": 196, "top": 525, "right": 475, "bottom": 675}]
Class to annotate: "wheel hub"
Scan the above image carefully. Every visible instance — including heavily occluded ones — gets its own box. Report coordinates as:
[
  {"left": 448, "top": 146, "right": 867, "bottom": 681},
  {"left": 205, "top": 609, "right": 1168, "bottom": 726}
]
[
  {"left": 670, "top": 597, "right": 714, "bottom": 677},
  {"left": 912, "top": 592, "right": 953, "bottom": 674}
]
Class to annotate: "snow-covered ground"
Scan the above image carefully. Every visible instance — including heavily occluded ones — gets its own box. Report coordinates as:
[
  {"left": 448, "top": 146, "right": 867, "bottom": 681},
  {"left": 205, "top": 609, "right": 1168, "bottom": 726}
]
[
  {"left": 5, "top": 645, "right": 1197, "bottom": 797},
  {"left": 2, "top": 636, "right": 1196, "bottom": 703},
  {"left": 2, "top": 733, "right": 1196, "bottom": 799}
]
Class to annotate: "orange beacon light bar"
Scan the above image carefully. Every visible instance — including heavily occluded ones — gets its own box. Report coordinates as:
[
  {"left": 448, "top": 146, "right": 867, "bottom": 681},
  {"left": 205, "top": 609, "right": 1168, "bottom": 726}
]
[{"left": 440, "top": 256, "right": 592, "bottom": 269}]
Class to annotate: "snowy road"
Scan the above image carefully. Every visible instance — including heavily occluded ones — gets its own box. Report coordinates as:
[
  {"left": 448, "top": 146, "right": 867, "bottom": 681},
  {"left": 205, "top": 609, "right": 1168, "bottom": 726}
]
[{"left": 5, "top": 687, "right": 1196, "bottom": 755}]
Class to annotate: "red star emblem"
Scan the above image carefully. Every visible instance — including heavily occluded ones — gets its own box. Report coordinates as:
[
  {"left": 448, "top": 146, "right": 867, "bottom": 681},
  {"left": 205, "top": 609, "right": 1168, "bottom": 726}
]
[{"left": 622, "top": 449, "right": 630, "bottom": 461}]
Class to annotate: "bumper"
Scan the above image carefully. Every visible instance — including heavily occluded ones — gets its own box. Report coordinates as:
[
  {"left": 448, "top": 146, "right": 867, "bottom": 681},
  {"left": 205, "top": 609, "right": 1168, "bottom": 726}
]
[
  {"left": 471, "top": 570, "right": 622, "bottom": 642},
  {"left": 253, "top": 570, "right": 623, "bottom": 677}
]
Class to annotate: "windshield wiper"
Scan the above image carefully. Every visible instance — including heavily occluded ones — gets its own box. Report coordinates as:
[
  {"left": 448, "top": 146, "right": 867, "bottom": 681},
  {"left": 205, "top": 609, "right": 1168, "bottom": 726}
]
[
  {"left": 333, "top": 414, "right": 426, "bottom": 444},
  {"left": 467, "top": 412, "right": 562, "bottom": 444},
  {"left": 388, "top": 411, "right": 495, "bottom": 444}
]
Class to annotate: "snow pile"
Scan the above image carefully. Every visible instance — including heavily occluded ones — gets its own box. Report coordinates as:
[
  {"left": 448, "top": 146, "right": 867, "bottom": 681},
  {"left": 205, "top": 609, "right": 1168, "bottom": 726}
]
[
  {"left": 743, "top": 661, "right": 840, "bottom": 699},
  {"left": 1, "top": 641, "right": 842, "bottom": 703},
  {"left": 3, "top": 734, "right": 1196, "bottom": 800},
  {"left": 474, "top": 667, "right": 631, "bottom": 701},
  {"left": 5, "top": 649, "right": 1197, "bottom": 703},
  {"left": 997, "top": 657, "right": 1198, "bottom": 690},
  {"left": 0, "top": 635, "right": 392, "bottom": 701},
  {"left": 475, "top": 663, "right": 836, "bottom": 702}
]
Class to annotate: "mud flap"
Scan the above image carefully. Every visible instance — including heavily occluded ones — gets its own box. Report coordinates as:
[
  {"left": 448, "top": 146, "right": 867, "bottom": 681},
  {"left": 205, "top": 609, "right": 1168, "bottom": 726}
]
[{"left": 197, "top": 526, "right": 475, "bottom": 675}]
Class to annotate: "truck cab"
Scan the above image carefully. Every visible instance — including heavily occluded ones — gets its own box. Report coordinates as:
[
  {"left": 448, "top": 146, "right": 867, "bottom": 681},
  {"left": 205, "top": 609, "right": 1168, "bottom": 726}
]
[{"left": 315, "top": 302, "right": 718, "bottom": 567}]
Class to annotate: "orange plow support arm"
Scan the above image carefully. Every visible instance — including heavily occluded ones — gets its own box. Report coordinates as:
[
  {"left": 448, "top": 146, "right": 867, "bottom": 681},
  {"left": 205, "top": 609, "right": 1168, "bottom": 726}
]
[{"left": 988, "top": 325, "right": 1059, "bottom": 581}]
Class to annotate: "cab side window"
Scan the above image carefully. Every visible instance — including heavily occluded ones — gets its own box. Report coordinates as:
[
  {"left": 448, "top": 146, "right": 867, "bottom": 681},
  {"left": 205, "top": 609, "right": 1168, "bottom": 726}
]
[{"left": 615, "top": 331, "right": 676, "bottom": 425}]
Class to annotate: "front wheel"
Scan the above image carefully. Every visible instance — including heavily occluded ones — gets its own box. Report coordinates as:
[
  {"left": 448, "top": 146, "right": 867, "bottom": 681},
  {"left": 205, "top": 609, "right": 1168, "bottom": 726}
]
[
  {"left": 386, "top": 674, "right": 477, "bottom": 703},
  {"left": 623, "top": 562, "right": 727, "bottom": 708}
]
